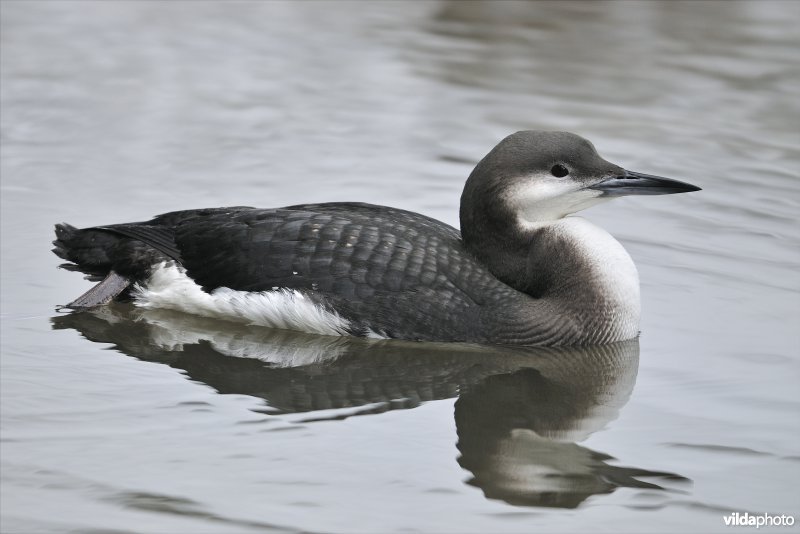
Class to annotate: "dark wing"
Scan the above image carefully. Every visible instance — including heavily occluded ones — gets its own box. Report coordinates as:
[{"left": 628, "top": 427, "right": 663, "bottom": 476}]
[
  {"left": 95, "top": 224, "right": 182, "bottom": 261},
  {"left": 172, "top": 203, "right": 459, "bottom": 293},
  {"left": 170, "top": 203, "right": 506, "bottom": 341},
  {"left": 92, "top": 207, "right": 257, "bottom": 263}
]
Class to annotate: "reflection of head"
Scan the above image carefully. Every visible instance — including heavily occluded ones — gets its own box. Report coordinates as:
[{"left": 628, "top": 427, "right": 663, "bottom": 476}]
[{"left": 455, "top": 357, "right": 689, "bottom": 509}]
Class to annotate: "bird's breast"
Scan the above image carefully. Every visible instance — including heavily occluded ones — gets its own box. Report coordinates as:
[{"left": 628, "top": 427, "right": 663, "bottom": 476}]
[{"left": 544, "top": 217, "right": 641, "bottom": 342}]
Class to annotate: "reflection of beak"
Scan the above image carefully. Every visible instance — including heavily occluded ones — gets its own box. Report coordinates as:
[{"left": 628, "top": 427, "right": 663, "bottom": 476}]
[{"left": 589, "top": 170, "right": 701, "bottom": 197}]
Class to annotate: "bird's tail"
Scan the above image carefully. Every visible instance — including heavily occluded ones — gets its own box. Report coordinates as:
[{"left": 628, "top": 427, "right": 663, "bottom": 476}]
[
  {"left": 53, "top": 223, "right": 132, "bottom": 308},
  {"left": 53, "top": 223, "right": 118, "bottom": 281}
]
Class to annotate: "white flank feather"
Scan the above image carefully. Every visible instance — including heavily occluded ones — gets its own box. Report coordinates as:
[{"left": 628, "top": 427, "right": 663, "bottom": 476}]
[{"left": 133, "top": 263, "right": 353, "bottom": 337}]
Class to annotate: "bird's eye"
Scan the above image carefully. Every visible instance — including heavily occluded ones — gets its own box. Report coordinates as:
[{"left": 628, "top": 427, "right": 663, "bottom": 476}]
[{"left": 550, "top": 164, "right": 569, "bottom": 177}]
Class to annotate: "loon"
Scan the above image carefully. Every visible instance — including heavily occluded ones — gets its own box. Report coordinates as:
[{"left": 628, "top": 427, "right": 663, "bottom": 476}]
[{"left": 53, "top": 131, "right": 700, "bottom": 346}]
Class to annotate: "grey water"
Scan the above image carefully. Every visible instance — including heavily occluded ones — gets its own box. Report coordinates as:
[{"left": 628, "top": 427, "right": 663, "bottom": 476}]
[{"left": 1, "top": 1, "right": 799, "bottom": 532}]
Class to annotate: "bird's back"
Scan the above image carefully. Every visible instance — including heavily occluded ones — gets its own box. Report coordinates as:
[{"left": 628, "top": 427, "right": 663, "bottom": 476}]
[{"left": 60, "top": 202, "right": 520, "bottom": 342}]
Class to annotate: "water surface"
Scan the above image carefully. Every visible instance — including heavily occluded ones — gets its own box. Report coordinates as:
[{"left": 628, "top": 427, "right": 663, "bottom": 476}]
[{"left": 2, "top": 1, "right": 799, "bottom": 532}]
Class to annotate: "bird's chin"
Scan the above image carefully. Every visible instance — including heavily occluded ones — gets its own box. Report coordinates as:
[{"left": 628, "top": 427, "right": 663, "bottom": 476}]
[{"left": 516, "top": 190, "right": 610, "bottom": 226}]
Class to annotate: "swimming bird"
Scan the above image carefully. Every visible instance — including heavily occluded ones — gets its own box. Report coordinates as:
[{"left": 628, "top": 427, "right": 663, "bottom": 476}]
[{"left": 53, "top": 131, "right": 699, "bottom": 346}]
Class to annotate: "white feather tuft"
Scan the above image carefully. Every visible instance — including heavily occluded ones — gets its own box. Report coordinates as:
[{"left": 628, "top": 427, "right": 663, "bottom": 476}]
[{"left": 133, "top": 263, "right": 353, "bottom": 337}]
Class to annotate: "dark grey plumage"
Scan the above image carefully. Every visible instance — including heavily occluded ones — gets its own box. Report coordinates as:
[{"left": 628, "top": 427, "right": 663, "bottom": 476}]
[
  {"left": 53, "top": 131, "right": 700, "bottom": 346},
  {"left": 55, "top": 203, "right": 540, "bottom": 343}
]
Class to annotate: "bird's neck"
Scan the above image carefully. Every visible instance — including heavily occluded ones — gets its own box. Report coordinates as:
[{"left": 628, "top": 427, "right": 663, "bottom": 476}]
[{"left": 463, "top": 215, "right": 641, "bottom": 339}]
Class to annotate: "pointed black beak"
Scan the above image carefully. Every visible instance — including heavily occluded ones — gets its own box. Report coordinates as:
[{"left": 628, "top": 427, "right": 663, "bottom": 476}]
[{"left": 589, "top": 170, "right": 701, "bottom": 197}]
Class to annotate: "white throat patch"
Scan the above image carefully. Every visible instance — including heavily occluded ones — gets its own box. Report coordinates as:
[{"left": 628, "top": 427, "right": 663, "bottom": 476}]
[{"left": 508, "top": 174, "right": 610, "bottom": 225}]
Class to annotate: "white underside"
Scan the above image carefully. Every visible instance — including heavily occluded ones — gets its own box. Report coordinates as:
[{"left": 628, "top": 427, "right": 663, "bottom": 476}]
[{"left": 132, "top": 263, "right": 373, "bottom": 338}]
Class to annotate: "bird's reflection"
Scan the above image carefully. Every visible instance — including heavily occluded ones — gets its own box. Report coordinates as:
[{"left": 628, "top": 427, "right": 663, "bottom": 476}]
[
  {"left": 52, "top": 305, "right": 688, "bottom": 508},
  {"left": 455, "top": 368, "right": 687, "bottom": 508}
]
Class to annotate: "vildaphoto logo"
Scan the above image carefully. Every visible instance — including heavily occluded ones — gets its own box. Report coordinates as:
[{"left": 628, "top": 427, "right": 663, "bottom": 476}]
[{"left": 723, "top": 512, "right": 795, "bottom": 528}]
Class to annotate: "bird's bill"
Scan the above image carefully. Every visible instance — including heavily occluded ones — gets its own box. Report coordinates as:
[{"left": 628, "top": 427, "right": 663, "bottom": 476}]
[{"left": 589, "top": 170, "right": 701, "bottom": 196}]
